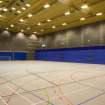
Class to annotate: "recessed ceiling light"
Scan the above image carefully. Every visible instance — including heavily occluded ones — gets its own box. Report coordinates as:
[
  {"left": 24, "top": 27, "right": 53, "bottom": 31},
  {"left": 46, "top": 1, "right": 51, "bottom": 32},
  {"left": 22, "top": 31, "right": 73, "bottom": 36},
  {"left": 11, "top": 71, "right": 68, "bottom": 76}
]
[
  {"left": 28, "top": 13, "right": 33, "bottom": 18},
  {"left": 5, "top": 27, "right": 9, "bottom": 30},
  {"left": 80, "top": 17, "right": 85, "bottom": 21},
  {"left": 47, "top": 19, "right": 51, "bottom": 22},
  {"left": 26, "top": 27, "right": 30, "bottom": 30},
  {"left": 96, "top": 12, "right": 103, "bottom": 16},
  {"left": 0, "top": 1, "right": 3, "bottom": 3},
  {"left": 52, "top": 26, "right": 56, "bottom": 29},
  {"left": 22, "top": 7, "right": 26, "bottom": 10},
  {"left": 10, "top": 24, "right": 14, "bottom": 28},
  {"left": 33, "top": 31, "right": 37, "bottom": 34},
  {"left": 11, "top": 7, "right": 16, "bottom": 11},
  {"left": 19, "top": 19, "right": 24, "bottom": 22},
  {"left": 21, "top": 29, "right": 24, "bottom": 32},
  {"left": 41, "top": 29, "right": 44, "bottom": 32},
  {"left": 3, "top": 8, "right": 8, "bottom": 12},
  {"left": 17, "top": 10, "right": 21, "bottom": 14},
  {"left": 26, "top": 4, "right": 31, "bottom": 7},
  {"left": 37, "top": 22, "right": 41, "bottom": 26},
  {"left": 81, "top": 4, "right": 89, "bottom": 9},
  {"left": 62, "top": 23, "right": 67, "bottom": 26},
  {"left": 64, "top": 11, "right": 70, "bottom": 16},
  {"left": 0, "top": 8, "right": 2, "bottom": 11},
  {"left": 44, "top": 4, "right": 50, "bottom": 9},
  {"left": 0, "top": 14, "right": 2, "bottom": 17}
]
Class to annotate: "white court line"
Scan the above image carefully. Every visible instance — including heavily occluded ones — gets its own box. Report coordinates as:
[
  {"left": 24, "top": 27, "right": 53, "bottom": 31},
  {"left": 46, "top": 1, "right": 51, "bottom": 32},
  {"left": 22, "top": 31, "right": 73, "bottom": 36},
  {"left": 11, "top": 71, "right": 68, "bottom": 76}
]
[
  {"left": 0, "top": 96, "right": 9, "bottom": 105},
  {"left": 30, "top": 87, "right": 90, "bottom": 105},
  {"left": 5, "top": 84, "right": 89, "bottom": 105},
  {"left": 51, "top": 86, "right": 90, "bottom": 100},
  {"left": 6, "top": 85, "right": 34, "bottom": 105},
  {"left": 6, "top": 85, "right": 53, "bottom": 105}
]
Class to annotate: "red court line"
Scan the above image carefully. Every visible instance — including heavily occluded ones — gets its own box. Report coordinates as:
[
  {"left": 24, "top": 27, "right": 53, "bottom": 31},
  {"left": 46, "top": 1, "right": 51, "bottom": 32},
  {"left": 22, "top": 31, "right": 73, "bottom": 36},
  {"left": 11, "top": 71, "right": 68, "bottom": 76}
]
[{"left": 57, "top": 79, "right": 74, "bottom": 105}]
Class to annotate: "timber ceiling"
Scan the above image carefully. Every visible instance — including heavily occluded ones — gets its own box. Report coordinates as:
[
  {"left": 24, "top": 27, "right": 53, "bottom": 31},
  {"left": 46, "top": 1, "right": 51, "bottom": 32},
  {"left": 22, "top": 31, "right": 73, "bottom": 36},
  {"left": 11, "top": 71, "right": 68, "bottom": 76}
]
[{"left": 0, "top": 0, "right": 105, "bottom": 35}]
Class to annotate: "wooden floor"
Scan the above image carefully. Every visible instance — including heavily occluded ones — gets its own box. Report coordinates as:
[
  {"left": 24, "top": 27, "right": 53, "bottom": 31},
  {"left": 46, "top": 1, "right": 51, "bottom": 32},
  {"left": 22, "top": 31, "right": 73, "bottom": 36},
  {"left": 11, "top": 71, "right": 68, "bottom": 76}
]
[{"left": 0, "top": 61, "right": 105, "bottom": 105}]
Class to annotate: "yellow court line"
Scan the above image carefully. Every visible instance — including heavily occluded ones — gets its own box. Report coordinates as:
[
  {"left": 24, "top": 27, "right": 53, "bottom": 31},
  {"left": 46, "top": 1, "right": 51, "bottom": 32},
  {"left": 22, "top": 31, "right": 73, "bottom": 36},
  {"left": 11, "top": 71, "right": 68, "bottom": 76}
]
[
  {"left": 45, "top": 88, "right": 51, "bottom": 105},
  {"left": 42, "top": 88, "right": 51, "bottom": 105},
  {"left": 57, "top": 79, "right": 74, "bottom": 105}
]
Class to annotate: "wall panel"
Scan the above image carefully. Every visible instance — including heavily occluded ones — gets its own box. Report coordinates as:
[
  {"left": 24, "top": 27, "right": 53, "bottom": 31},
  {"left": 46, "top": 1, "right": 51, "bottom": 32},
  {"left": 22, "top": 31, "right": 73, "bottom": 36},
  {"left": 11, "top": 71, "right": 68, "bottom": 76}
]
[{"left": 35, "top": 46, "right": 105, "bottom": 64}]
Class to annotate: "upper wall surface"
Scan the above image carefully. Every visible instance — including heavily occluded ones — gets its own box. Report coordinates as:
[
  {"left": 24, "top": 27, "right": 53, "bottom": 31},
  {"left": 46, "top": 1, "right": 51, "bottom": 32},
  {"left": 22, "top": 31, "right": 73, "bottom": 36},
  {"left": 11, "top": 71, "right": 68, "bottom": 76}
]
[{"left": 38, "top": 21, "right": 105, "bottom": 49}]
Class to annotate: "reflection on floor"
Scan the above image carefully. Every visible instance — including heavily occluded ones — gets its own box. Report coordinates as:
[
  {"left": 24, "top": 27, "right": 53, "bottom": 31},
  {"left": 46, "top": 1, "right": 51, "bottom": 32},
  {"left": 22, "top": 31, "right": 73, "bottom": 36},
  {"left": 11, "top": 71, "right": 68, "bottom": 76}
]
[{"left": 0, "top": 61, "right": 105, "bottom": 105}]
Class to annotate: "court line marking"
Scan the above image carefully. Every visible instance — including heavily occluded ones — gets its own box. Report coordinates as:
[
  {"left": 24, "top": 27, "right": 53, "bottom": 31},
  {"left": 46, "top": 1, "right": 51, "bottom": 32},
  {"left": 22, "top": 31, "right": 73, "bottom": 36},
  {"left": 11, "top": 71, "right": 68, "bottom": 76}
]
[
  {"left": 71, "top": 71, "right": 105, "bottom": 105},
  {"left": 0, "top": 96, "right": 9, "bottom": 105},
  {"left": 71, "top": 71, "right": 105, "bottom": 92},
  {"left": 0, "top": 68, "right": 105, "bottom": 104},
  {"left": 42, "top": 88, "right": 51, "bottom": 105},
  {"left": 58, "top": 79, "right": 74, "bottom": 105},
  {"left": 0, "top": 74, "right": 55, "bottom": 105},
  {"left": 1, "top": 70, "right": 105, "bottom": 98},
  {"left": 6, "top": 85, "right": 34, "bottom": 104},
  {"left": 3, "top": 76, "right": 55, "bottom": 105},
  {"left": 0, "top": 73, "right": 31, "bottom": 87},
  {"left": 0, "top": 72, "right": 50, "bottom": 104},
  {"left": 78, "top": 92, "right": 105, "bottom": 105},
  {"left": 27, "top": 71, "right": 92, "bottom": 104}
]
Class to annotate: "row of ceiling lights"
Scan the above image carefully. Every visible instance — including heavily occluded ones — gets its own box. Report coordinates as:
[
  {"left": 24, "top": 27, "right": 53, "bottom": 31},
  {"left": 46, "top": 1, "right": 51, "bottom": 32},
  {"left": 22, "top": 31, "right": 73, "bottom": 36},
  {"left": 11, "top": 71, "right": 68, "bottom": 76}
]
[
  {"left": 0, "top": 0, "right": 31, "bottom": 14},
  {"left": 19, "top": 4, "right": 103, "bottom": 33},
  {"left": 4, "top": 3, "right": 68, "bottom": 34},
  {"left": 1, "top": 2, "right": 104, "bottom": 35},
  {"left": 7, "top": 9, "right": 103, "bottom": 34}
]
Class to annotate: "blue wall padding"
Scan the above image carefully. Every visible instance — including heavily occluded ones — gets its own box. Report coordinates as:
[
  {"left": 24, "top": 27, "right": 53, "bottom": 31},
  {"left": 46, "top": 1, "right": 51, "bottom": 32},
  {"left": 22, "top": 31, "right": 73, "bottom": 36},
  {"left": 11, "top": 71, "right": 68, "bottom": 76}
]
[
  {"left": 0, "top": 52, "right": 27, "bottom": 60},
  {"left": 13, "top": 52, "right": 27, "bottom": 60},
  {"left": 0, "top": 52, "right": 12, "bottom": 60},
  {"left": 35, "top": 46, "right": 105, "bottom": 64}
]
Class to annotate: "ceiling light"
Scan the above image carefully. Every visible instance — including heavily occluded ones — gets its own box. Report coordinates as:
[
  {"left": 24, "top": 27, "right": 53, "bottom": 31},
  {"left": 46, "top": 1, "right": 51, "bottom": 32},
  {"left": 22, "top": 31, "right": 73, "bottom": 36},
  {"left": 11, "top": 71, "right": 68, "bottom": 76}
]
[
  {"left": 96, "top": 12, "right": 103, "bottom": 16},
  {"left": 10, "top": 24, "right": 14, "bottom": 28},
  {"left": 22, "top": 7, "right": 26, "bottom": 10},
  {"left": 52, "top": 26, "right": 56, "bottom": 29},
  {"left": 0, "top": 14, "right": 2, "bottom": 17},
  {"left": 0, "top": 8, "right": 2, "bottom": 11},
  {"left": 19, "top": 19, "right": 24, "bottom": 22},
  {"left": 81, "top": 4, "right": 89, "bottom": 9},
  {"left": 26, "top": 27, "right": 30, "bottom": 30},
  {"left": 0, "top": 1, "right": 3, "bottom": 3},
  {"left": 17, "top": 10, "right": 21, "bottom": 14},
  {"left": 37, "top": 22, "right": 41, "bottom": 26},
  {"left": 21, "top": 29, "right": 24, "bottom": 32},
  {"left": 62, "top": 23, "right": 67, "bottom": 26},
  {"left": 3, "top": 8, "right": 8, "bottom": 12},
  {"left": 11, "top": 7, "right": 16, "bottom": 11},
  {"left": 33, "top": 31, "right": 37, "bottom": 34},
  {"left": 80, "top": 17, "right": 86, "bottom": 21},
  {"left": 44, "top": 4, "right": 50, "bottom": 9},
  {"left": 47, "top": 19, "right": 51, "bottom": 22},
  {"left": 41, "top": 29, "right": 44, "bottom": 32},
  {"left": 26, "top": 4, "right": 31, "bottom": 7},
  {"left": 64, "top": 11, "right": 70, "bottom": 16},
  {"left": 5, "top": 27, "right": 9, "bottom": 30},
  {"left": 28, "top": 13, "right": 33, "bottom": 18}
]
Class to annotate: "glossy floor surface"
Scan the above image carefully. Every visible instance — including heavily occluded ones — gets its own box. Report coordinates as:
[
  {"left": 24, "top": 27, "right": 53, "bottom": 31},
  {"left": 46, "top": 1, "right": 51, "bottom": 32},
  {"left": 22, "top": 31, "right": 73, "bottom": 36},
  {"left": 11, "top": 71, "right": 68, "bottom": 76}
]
[{"left": 0, "top": 61, "right": 105, "bottom": 105}]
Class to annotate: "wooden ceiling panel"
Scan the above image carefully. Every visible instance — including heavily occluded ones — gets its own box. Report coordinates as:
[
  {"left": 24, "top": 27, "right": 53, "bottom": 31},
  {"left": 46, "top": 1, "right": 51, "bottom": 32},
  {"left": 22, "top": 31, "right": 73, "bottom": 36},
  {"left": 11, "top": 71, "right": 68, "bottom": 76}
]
[{"left": 0, "top": 0, "right": 105, "bottom": 36}]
